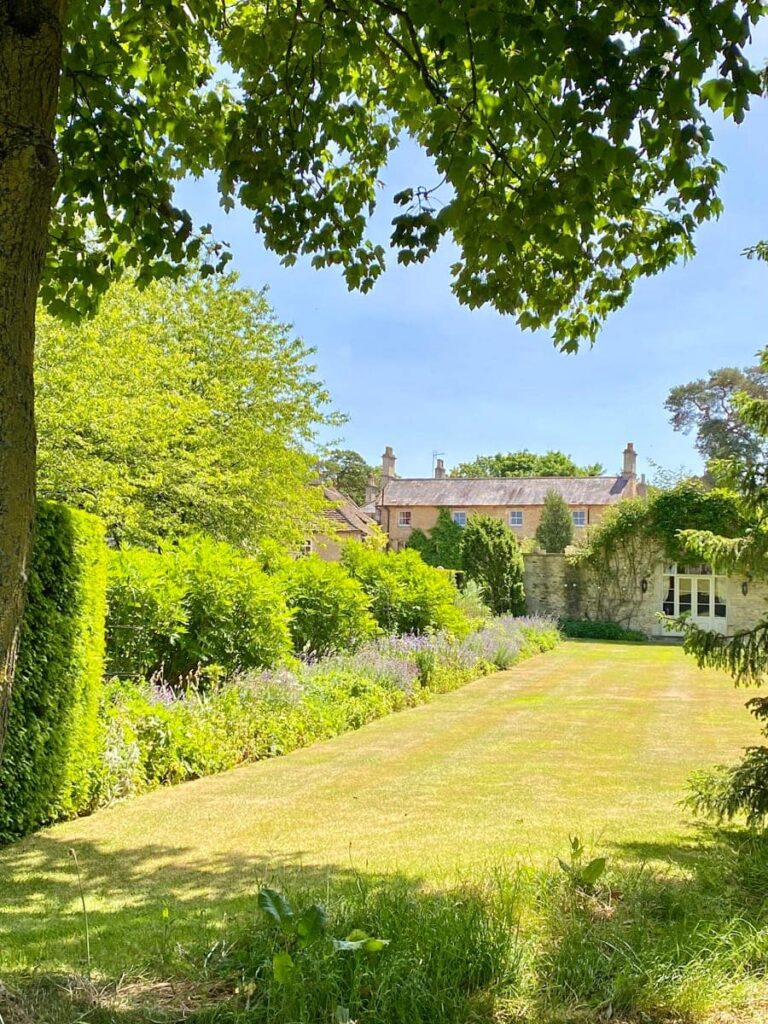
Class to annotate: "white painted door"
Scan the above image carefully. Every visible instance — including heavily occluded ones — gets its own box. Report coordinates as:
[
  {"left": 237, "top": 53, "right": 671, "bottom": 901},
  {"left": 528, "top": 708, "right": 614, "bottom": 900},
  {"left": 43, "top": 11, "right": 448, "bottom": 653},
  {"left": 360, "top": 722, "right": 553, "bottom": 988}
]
[{"left": 661, "top": 565, "right": 728, "bottom": 634}]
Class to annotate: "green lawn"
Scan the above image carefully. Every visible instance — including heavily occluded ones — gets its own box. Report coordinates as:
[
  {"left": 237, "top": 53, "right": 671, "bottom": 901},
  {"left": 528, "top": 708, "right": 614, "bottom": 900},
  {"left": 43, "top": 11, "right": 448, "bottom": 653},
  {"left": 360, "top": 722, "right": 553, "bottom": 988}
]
[{"left": 0, "top": 639, "right": 761, "bottom": 985}]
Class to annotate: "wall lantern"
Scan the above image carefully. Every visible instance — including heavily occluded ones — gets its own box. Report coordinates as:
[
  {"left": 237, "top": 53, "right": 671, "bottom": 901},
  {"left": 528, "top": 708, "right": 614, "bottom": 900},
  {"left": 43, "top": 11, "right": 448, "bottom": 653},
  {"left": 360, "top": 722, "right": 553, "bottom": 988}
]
[
  {"left": 641, "top": 578, "right": 649, "bottom": 594},
  {"left": 742, "top": 580, "right": 750, "bottom": 597}
]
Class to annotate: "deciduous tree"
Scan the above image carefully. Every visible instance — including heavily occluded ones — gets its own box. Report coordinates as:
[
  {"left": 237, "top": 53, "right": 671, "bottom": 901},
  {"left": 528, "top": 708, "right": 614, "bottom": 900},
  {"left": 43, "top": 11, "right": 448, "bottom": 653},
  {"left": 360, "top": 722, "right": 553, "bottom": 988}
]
[
  {"left": 452, "top": 451, "right": 603, "bottom": 478},
  {"left": 37, "top": 272, "right": 333, "bottom": 550}
]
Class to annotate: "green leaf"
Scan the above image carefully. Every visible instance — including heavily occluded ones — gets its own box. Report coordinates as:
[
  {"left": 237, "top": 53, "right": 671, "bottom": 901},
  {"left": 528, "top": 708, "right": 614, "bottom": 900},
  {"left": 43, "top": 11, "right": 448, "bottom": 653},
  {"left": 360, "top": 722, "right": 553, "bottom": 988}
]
[
  {"left": 580, "top": 857, "right": 607, "bottom": 885},
  {"left": 296, "top": 903, "right": 327, "bottom": 947},
  {"left": 272, "top": 950, "right": 296, "bottom": 984},
  {"left": 258, "top": 888, "right": 294, "bottom": 929}
]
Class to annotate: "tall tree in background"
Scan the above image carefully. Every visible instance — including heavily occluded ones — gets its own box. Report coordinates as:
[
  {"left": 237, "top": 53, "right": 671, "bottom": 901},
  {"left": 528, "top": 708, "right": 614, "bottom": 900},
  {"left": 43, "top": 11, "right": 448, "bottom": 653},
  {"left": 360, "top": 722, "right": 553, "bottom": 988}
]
[
  {"left": 319, "top": 449, "right": 377, "bottom": 506},
  {"left": 666, "top": 364, "right": 768, "bottom": 474},
  {"left": 453, "top": 451, "right": 603, "bottom": 478},
  {"left": 0, "top": 1, "right": 763, "bottom": 752},
  {"left": 535, "top": 490, "right": 575, "bottom": 553},
  {"left": 37, "top": 273, "right": 333, "bottom": 550}
]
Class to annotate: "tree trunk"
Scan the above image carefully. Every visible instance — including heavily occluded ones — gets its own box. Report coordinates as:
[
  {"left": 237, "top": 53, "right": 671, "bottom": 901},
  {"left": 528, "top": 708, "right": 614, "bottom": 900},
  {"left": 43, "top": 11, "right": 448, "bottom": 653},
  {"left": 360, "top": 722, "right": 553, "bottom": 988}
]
[{"left": 0, "top": 1, "right": 63, "bottom": 759}]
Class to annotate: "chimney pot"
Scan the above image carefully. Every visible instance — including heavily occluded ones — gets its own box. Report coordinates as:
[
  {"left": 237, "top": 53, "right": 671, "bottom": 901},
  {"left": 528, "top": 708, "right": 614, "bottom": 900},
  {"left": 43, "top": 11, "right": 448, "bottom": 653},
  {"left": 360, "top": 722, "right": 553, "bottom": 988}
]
[{"left": 434, "top": 458, "right": 446, "bottom": 480}]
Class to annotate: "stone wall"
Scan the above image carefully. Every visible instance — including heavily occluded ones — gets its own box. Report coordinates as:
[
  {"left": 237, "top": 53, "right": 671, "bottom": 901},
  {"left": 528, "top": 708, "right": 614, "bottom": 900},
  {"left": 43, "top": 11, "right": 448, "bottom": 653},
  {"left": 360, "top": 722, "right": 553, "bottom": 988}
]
[{"left": 523, "top": 551, "right": 768, "bottom": 638}]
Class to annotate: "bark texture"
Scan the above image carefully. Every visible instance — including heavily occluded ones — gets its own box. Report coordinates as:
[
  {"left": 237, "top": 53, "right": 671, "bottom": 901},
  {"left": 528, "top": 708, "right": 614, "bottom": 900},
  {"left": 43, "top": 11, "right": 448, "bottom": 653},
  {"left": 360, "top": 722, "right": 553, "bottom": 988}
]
[{"left": 0, "top": 0, "right": 63, "bottom": 759}]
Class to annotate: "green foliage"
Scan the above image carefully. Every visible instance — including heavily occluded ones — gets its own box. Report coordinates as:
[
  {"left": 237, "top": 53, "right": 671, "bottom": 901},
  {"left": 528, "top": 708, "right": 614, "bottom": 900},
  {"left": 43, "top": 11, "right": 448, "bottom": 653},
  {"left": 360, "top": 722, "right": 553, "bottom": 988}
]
[
  {"left": 557, "top": 836, "right": 608, "bottom": 891},
  {"left": 535, "top": 489, "right": 575, "bottom": 553},
  {"left": 559, "top": 619, "right": 647, "bottom": 643},
  {"left": 280, "top": 556, "right": 378, "bottom": 657},
  {"left": 460, "top": 515, "right": 525, "bottom": 616},
  {"left": 452, "top": 450, "right": 603, "bottom": 478},
  {"left": 42, "top": 3, "right": 763, "bottom": 346},
  {"left": 341, "top": 544, "right": 467, "bottom": 635},
  {"left": 405, "top": 508, "right": 464, "bottom": 570},
  {"left": 318, "top": 449, "right": 377, "bottom": 506},
  {"left": 37, "top": 272, "right": 333, "bottom": 550},
  {"left": 666, "top": 364, "right": 768, "bottom": 470},
  {"left": 106, "top": 536, "right": 292, "bottom": 681},
  {"left": 0, "top": 503, "right": 107, "bottom": 840},
  {"left": 574, "top": 485, "right": 745, "bottom": 568}
]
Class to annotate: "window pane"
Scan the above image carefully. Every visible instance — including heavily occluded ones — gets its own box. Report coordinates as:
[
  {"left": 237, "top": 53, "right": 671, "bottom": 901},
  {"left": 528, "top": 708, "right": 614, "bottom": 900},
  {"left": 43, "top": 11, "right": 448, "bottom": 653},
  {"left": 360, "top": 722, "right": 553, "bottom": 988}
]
[
  {"left": 453, "top": 511, "right": 466, "bottom": 526},
  {"left": 679, "top": 577, "right": 692, "bottom": 614},
  {"left": 509, "top": 510, "right": 523, "bottom": 526},
  {"left": 663, "top": 576, "right": 675, "bottom": 616},
  {"left": 714, "top": 581, "right": 727, "bottom": 618},
  {"left": 696, "top": 580, "right": 710, "bottom": 616}
]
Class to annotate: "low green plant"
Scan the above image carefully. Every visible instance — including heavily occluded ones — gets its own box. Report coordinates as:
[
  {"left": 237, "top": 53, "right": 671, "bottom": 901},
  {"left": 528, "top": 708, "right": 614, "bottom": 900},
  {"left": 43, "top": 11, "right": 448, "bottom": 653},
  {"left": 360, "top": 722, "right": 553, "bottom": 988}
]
[
  {"left": 557, "top": 835, "right": 607, "bottom": 891},
  {"left": 559, "top": 619, "right": 647, "bottom": 642}
]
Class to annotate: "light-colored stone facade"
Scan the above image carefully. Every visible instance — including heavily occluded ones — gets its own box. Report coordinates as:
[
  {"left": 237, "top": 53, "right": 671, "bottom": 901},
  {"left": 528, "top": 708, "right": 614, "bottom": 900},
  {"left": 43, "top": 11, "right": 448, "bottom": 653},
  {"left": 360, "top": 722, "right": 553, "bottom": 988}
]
[
  {"left": 383, "top": 503, "right": 606, "bottom": 550},
  {"left": 523, "top": 552, "right": 768, "bottom": 638}
]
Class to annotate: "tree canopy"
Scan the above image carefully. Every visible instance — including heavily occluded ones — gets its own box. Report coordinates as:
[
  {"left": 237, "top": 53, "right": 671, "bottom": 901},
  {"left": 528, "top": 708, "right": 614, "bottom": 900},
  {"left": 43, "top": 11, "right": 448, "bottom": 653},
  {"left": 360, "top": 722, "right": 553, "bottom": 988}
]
[
  {"left": 36, "top": 272, "right": 334, "bottom": 550},
  {"left": 44, "top": 1, "right": 765, "bottom": 345},
  {"left": 460, "top": 514, "right": 525, "bottom": 616},
  {"left": 318, "top": 449, "right": 377, "bottom": 506},
  {"left": 452, "top": 450, "right": 603, "bottom": 478},
  {"left": 666, "top": 363, "right": 768, "bottom": 473}
]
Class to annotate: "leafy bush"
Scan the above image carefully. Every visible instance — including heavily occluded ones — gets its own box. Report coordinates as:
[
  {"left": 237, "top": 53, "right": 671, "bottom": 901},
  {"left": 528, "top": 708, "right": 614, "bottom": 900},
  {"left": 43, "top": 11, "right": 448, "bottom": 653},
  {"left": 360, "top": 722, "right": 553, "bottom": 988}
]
[
  {"left": 460, "top": 514, "right": 525, "bottom": 615},
  {"left": 559, "top": 619, "right": 647, "bottom": 642},
  {"left": 341, "top": 543, "right": 467, "bottom": 635},
  {"left": 280, "top": 556, "right": 378, "bottom": 656},
  {"left": 106, "top": 535, "right": 292, "bottom": 681},
  {"left": 535, "top": 489, "right": 574, "bottom": 553},
  {"left": 0, "top": 503, "right": 107, "bottom": 840}
]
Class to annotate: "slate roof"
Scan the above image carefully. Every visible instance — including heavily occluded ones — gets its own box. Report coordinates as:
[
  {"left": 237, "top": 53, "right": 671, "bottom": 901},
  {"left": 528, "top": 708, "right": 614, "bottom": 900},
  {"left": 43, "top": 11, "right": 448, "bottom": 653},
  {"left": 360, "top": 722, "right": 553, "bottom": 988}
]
[
  {"left": 378, "top": 476, "right": 632, "bottom": 508},
  {"left": 322, "top": 487, "right": 378, "bottom": 534}
]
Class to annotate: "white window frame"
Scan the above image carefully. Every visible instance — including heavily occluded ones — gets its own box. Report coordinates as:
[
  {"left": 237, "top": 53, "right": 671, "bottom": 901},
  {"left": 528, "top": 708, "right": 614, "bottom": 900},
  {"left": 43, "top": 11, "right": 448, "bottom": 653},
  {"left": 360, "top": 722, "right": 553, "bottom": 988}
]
[
  {"left": 397, "top": 510, "right": 412, "bottom": 527},
  {"left": 572, "top": 510, "right": 587, "bottom": 527},
  {"left": 508, "top": 510, "right": 523, "bottom": 527},
  {"left": 452, "top": 510, "right": 467, "bottom": 527}
]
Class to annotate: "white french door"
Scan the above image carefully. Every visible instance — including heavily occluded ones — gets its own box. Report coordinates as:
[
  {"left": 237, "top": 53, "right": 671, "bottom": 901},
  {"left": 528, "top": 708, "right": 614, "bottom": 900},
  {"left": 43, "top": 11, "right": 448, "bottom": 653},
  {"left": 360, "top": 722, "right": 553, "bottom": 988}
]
[{"left": 661, "top": 564, "right": 727, "bottom": 634}]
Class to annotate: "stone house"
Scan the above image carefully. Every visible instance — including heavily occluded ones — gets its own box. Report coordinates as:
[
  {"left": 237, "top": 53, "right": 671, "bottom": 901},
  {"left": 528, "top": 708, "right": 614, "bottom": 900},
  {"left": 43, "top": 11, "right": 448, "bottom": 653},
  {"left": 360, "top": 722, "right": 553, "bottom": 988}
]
[
  {"left": 308, "top": 486, "right": 379, "bottom": 561},
  {"left": 364, "top": 443, "right": 646, "bottom": 550}
]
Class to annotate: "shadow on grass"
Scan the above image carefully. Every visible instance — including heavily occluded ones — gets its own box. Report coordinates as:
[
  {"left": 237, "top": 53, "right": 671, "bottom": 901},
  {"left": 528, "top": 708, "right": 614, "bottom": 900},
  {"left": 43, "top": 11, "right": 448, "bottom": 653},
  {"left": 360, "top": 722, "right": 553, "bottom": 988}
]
[{"left": 2, "top": 828, "right": 768, "bottom": 1023}]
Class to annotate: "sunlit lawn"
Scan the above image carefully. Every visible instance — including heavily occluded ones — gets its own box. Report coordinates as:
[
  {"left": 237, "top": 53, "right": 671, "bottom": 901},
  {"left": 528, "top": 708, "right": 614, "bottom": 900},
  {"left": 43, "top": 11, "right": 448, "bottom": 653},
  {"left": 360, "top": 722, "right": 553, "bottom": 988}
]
[{"left": 0, "top": 640, "right": 760, "bottom": 986}]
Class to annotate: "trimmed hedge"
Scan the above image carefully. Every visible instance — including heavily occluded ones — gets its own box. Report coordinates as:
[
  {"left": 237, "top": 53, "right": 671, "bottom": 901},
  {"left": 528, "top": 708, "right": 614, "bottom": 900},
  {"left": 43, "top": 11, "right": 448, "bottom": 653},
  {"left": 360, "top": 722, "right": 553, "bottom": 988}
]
[
  {"left": 0, "top": 502, "right": 107, "bottom": 840},
  {"left": 559, "top": 619, "right": 647, "bottom": 643}
]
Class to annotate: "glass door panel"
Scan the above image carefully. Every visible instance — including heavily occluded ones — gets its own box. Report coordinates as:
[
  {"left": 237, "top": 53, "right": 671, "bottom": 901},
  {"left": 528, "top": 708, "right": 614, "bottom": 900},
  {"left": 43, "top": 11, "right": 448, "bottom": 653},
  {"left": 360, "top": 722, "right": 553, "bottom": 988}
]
[
  {"left": 678, "top": 578, "right": 692, "bottom": 615},
  {"left": 696, "top": 578, "right": 711, "bottom": 617}
]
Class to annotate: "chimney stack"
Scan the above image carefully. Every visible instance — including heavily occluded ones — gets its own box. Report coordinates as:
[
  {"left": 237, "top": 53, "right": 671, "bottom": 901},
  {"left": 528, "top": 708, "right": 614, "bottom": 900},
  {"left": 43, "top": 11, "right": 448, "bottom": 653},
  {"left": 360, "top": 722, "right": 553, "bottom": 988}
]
[
  {"left": 381, "top": 446, "right": 397, "bottom": 482},
  {"left": 623, "top": 442, "right": 638, "bottom": 497},
  {"left": 622, "top": 442, "right": 637, "bottom": 479},
  {"left": 434, "top": 458, "right": 446, "bottom": 480},
  {"left": 365, "top": 472, "right": 378, "bottom": 505}
]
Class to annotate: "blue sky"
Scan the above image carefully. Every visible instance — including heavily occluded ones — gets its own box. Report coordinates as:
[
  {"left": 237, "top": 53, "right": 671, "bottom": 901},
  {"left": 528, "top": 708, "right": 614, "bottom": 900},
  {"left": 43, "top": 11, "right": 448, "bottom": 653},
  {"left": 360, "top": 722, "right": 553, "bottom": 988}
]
[{"left": 176, "top": 39, "right": 768, "bottom": 481}]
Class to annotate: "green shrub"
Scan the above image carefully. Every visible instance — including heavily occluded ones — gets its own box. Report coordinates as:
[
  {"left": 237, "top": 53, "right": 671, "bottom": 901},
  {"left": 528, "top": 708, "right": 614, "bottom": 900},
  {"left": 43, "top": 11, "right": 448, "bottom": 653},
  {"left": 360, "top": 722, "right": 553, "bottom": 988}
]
[
  {"left": 341, "top": 543, "right": 468, "bottom": 635},
  {"left": 0, "top": 502, "right": 107, "bottom": 839},
  {"left": 559, "top": 619, "right": 647, "bottom": 642},
  {"left": 460, "top": 514, "right": 525, "bottom": 615},
  {"left": 106, "top": 535, "right": 292, "bottom": 681},
  {"left": 280, "top": 556, "right": 378, "bottom": 656}
]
